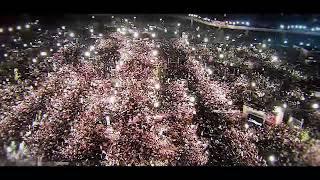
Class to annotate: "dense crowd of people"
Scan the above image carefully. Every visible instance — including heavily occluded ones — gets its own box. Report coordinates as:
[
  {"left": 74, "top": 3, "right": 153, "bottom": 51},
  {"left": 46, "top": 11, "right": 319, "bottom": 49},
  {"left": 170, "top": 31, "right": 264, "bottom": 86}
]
[{"left": 0, "top": 15, "right": 319, "bottom": 166}]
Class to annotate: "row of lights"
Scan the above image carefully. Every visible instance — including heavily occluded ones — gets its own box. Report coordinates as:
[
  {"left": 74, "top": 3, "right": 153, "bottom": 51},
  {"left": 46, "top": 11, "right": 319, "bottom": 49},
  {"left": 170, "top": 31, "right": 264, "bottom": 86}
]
[
  {"left": 0, "top": 24, "right": 31, "bottom": 33},
  {"left": 227, "top": 21, "right": 250, "bottom": 26}
]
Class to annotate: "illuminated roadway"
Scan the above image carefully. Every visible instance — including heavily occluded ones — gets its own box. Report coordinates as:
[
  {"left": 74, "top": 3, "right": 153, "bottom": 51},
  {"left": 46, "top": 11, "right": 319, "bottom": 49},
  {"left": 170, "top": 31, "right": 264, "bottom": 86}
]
[{"left": 181, "top": 16, "right": 320, "bottom": 37}]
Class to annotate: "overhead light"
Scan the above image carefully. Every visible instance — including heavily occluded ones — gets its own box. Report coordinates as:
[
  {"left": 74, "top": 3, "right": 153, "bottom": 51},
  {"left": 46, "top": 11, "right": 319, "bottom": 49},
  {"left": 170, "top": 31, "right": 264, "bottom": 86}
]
[
  {"left": 133, "top": 32, "right": 139, "bottom": 38},
  {"left": 155, "top": 83, "right": 160, "bottom": 89},
  {"left": 154, "top": 101, "right": 160, "bottom": 108},
  {"left": 40, "top": 51, "right": 47, "bottom": 56},
  {"left": 312, "top": 103, "right": 319, "bottom": 109},
  {"left": 283, "top": 103, "right": 287, "bottom": 108},
  {"left": 189, "top": 96, "right": 196, "bottom": 103},
  {"left": 268, "top": 155, "right": 276, "bottom": 163},
  {"left": 84, "top": 51, "right": 90, "bottom": 57},
  {"left": 69, "top": 32, "right": 75, "bottom": 37},
  {"left": 152, "top": 50, "right": 158, "bottom": 56}
]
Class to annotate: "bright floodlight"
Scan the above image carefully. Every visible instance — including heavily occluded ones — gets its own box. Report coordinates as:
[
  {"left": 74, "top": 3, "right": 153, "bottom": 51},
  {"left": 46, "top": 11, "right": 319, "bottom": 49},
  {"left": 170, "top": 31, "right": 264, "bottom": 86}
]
[
  {"left": 4, "top": 53, "right": 8, "bottom": 57},
  {"left": 312, "top": 103, "right": 319, "bottom": 109},
  {"left": 84, "top": 51, "right": 90, "bottom": 57},
  {"left": 152, "top": 50, "right": 158, "bottom": 56},
  {"left": 271, "top": 55, "right": 278, "bottom": 62},
  {"left": 283, "top": 103, "right": 287, "bottom": 108},
  {"left": 219, "top": 54, "right": 224, "bottom": 59},
  {"left": 204, "top": 37, "right": 208, "bottom": 42},
  {"left": 206, "top": 68, "right": 212, "bottom": 75},
  {"left": 40, "top": 51, "right": 47, "bottom": 56},
  {"left": 92, "top": 16, "right": 95, "bottom": 19},
  {"left": 154, "top": 101, "right": 160, "bottom": 108},
  {"left": 8, "top": 27, "right": 13, "bottom": 32},
  {"left": 155, "top": 83, "right": 160, "bottom": 89},
  {"left": 25, "top": 24, "right": 30, "bottom": 29},
  {"left": 69, "top": 32, "right": 75, "bottom": 37},
  {"left": 133, "top": 32, "right": 139, "bottom": 38},
  {"left": 151, "top": 33, "right": 156, "bottom": 38},
  {"left": 189, "top": 96, "right": 196, "bottom": 103},
  {"left": 268, "top": 155, "right": 276, "bottom": 163}
]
